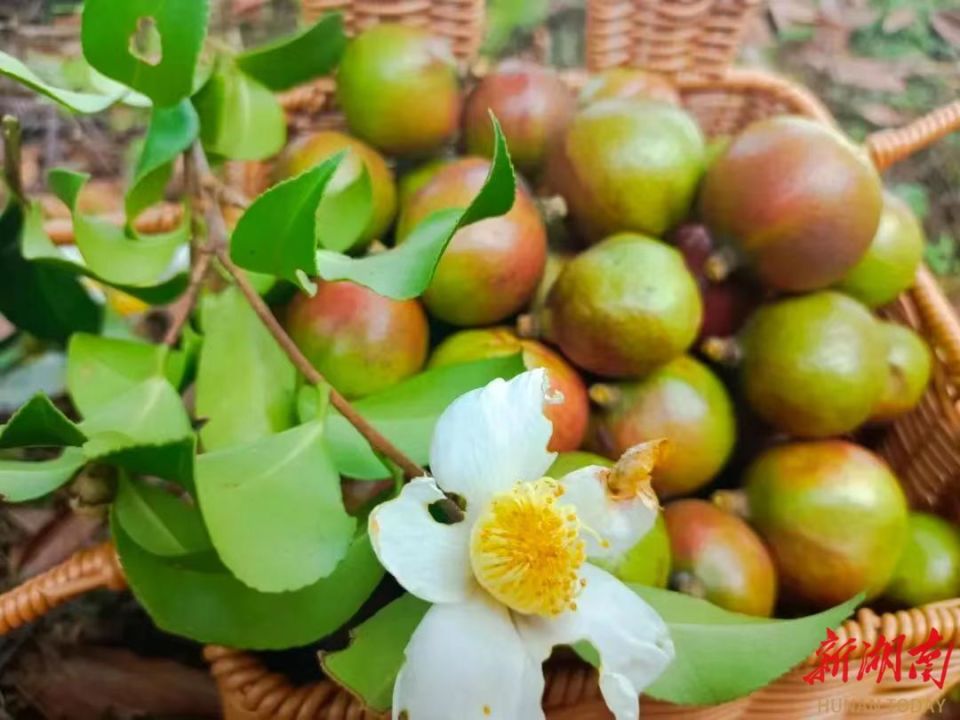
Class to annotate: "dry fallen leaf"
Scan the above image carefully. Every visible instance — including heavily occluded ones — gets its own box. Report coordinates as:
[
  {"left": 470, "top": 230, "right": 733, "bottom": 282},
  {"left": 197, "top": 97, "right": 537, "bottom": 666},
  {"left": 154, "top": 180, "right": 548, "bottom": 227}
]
[
  {"left": 932, "top": 10, "right": 960, "bottom": 48},
  {"left": 859, "top": 102, "right": 909, "bottom": 128},
  {"left": 882, "top": 7, "right": 916, "bottom": 34}
]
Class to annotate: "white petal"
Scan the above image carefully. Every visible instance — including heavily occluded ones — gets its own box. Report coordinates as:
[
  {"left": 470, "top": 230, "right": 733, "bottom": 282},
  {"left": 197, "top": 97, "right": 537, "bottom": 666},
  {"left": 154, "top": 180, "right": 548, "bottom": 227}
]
[
  {"left": 559, "top": 466, "right": 657, "bottom": 561},
  {"left": 393, "top": 593, "right": 546, "bottom": 720},
  {"left": 430, "top": 369, "right": 556, "bottom": 515},
  {"left": 369, "top": 478, "right": 473, "bottom": 604},
  {"left": 516, "top": 564, "right": 674, "bottom": 720}
]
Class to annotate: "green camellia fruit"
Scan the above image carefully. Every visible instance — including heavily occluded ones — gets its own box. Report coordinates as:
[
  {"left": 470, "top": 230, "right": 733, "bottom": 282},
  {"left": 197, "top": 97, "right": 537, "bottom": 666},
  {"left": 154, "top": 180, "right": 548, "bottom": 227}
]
[
  {"left": 541, "top": 233, "right": 702, "bottom": 377},
  {"left": 738, "top": 291, "right": 886, "bottom": 438},
  {"left": 429, "top": 328, "right": 589, "bottom": 452},
  {"left": 548, "top": 452, "right": 671, "bottom": 588},
  {"left": 274, "top": 130, "right": 397, "bottom": 252},
  {"left": 578, "top": 68, "right": 680, "bottom": 106},
  {"left": 836, "top": 192, "right": 925, "bottom": 308},
  {"left": 665, "top": 499, "right": 777, "bottom": 617},
  {"left": 337, "top": 24, "right": 461, "bottom": 155},
  {"left": 871, "top": 322, "right": 933, "bottom": 422},
  {"left": 700, "top": 116, "right": 883, "bottom": 292},
  {"left": 547, "top": 98, "right": 706, "bottom": 242},
  {"left": 397, "top": 157, "right": 547, "bottom": 326},
  {"left": 741, "top": 440, "right": 908, "bottom": 607},
  {"left": 589, "top": 355, "right": 735, "bottom": 498},
  {"left": 284, "top": 280, "right": 429, "bottom": 398},
  {"left": 462, "top": 60, "right": 575, "bottom": 176},
  {"left": 885, "top": 512, "right": 960, "bottom": 607}
]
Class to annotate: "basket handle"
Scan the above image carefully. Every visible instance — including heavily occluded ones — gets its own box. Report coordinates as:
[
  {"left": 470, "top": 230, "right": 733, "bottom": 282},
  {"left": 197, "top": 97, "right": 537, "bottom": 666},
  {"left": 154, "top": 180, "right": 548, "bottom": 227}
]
[
  {"left": 866, "top": 100, "right": 960, "bottom": 172},
  {"left": 0, "top": 541, "right": 125, "bottom": 635}
]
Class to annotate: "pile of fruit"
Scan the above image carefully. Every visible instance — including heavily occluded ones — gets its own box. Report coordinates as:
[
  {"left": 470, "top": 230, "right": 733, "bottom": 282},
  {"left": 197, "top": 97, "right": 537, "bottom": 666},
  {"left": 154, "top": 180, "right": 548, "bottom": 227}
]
[{"left": 278, "top": 23, "right": 958, "bottom": 617}]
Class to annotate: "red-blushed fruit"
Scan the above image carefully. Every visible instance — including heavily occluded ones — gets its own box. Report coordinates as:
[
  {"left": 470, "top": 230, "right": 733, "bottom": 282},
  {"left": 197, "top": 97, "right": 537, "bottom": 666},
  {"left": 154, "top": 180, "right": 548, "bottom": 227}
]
[
  {"left": 284, "top": 280, "right": 429, "bottom": 399},
  {"left": 664, "top": 499, "right": 777, "bottom": 616},
  {"left": 540, "top": 233, "right": 702, "bottom": 377},
  {"left": 578, "top": 68, "right": 680, "bottom": 106},
  {"left": 397, "top": 158, "right": 455, "bottom": 207},
  {"left": 671, "top": 223, "right": 756, "bottom": 340},
  {"left": 588, "top": 355, "right": 735, "bottom": 497},
  {"left": 274, "top": 130, "right": 397, "bottom": 251},
  {"left": 699, "top": 116, "right": 883, "bottom": 292},
  {"left": 463, "top": 60, "right": 575, "bottom": 176},
  {"left": 740, "top": 440, "right": 908, "bottom": 607},
  {"left": 428, "top": 327, "right": 588, "bottom": 452},
  {"left": 397, "top": 157, "right": 547, "bottom": 326},
  {"left": 547, "top": 98, "right": 706, "bottom": 242},
  {"left": 336, "top": 24, "right": 461, "bottom": 156}
]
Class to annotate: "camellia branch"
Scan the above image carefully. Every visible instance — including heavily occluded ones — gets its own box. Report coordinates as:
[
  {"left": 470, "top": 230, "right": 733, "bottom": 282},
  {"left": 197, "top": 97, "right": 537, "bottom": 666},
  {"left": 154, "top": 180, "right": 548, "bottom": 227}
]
[
  {"left": 2, "top": 115, "right": 25, "bottom": 204},
  {"left": 162, "top": 250, "right": 212, "bottom": 346},
  {"left": 187, "top": 143, "right": 426, "bottom": 480},
  {"left": 214, "top": 245, "right": 426, "bottom": 480}
]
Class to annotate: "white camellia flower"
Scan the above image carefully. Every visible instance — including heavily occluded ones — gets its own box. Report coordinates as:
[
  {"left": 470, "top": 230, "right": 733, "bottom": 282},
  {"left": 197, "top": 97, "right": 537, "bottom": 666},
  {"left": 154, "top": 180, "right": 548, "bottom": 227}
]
[{"left": 369, "top": 369, "right": 675, "bottom": 720}]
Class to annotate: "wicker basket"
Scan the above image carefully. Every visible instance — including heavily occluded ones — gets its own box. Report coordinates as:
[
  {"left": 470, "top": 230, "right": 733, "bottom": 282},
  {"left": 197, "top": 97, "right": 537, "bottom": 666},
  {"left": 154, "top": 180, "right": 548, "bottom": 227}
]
[{"left": 9, "top": 0, "right": 960, "bottom": 718}]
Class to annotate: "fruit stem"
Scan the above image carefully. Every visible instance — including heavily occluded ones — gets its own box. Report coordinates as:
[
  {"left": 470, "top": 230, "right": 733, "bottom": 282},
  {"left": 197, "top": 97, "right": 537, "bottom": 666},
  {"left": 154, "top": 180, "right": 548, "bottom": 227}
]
[
  {"left": 704, "top": 247, "right": 737, "bottom": 283},
  {"left": 700, "top": 336, "right": 743, "bottom": 367},
  {"left": 536, "top": 194, "right": 568, "bottom": 224},
  {"left": 670, "top": 571, "right": 708, "bottom": 600},
  {"left": 2, "top": 115, "right": 25, "bottom": 205},
  {"left": 711, "top": 489, "right": 750, "bottom": 519},
  {"left": 516, "top": 313, "right": 540, "bottom": 339},
  {"left": 589, "top": 383, "right": 622, "bottom": 408}
]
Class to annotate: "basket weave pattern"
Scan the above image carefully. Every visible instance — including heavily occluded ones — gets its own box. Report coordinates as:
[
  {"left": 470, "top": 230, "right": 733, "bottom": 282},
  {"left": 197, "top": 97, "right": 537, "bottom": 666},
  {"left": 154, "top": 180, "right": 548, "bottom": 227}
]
[{"left": 6, "top": 1, "right": 960, "bottom": 719}]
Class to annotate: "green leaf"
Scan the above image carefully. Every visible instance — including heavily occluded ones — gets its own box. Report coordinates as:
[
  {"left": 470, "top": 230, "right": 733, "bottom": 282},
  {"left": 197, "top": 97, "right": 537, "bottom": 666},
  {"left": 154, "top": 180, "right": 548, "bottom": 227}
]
[
  {"left": 0, "top": 394, "right": 85, "bottom": 449},
  {"left": 126, "top": 101, "right": 199, "bottom": 220},
  {"left": 79, "top": 377, "right": 195, "bottom": 490},
  {"left": 67, "top": 333, "right": 184, "bottom": 418},
  {"left": 195, "top": 288, "right": 298, "bottom": 451},
  {"left": 594, "top": 586, "right": 862, "bottom": 706},
  {"left": 306, "top": 355, "right": 526, "bottom": 479},
  {"left": 229, "top": 154, "right": 343, "bottom": 290},
  {"left": 21, "top": 202, "right": 188, "bottom": 305},
  {"left": 0, "top": 203, "right": 102, "bottom": 343},
  {"left": 81, "top": 0, "right": 210, "bottom": 107},
  {"left": 236, "top": 13, "right": 347, "bottom": 91},
  {"left": 0, "top": 50, "right": 119, "bottom": 113},
  {"left": 322, "top": 594, "right": 430, "bottom": 712},
  {"left": 0, "top": 448, "right": 86, "bottom": 502},
  {"left": 48, "top": 169, "right": 188, "bottom": 288},
  {"left": 114, "top": 474, "right": 211, "bottom": 557},
  {"left": 196, "top": 421, "right": 355, "bottom": 593},
  {"left": 314, "top": 116, "right": 515, "bottom": 299},
  {"left": 192, "top": 63, "right": 286, "bottom": 161},
  {"left": 316, "top": 165, "right": 374, "bottom": 253},
  {"left": 114, "top": 519, "right": 385, "bottom": 649}
]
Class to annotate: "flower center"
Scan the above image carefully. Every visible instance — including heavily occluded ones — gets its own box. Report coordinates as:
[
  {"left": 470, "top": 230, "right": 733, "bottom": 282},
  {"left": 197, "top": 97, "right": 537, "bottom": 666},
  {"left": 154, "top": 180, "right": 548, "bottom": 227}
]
[{"left": 469, "top": 478, "right": 586, "bottom": 617}]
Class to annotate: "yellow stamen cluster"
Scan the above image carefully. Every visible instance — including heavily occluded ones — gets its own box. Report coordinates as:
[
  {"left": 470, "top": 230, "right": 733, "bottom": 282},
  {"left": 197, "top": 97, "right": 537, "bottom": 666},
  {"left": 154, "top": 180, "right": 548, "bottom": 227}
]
[{"left": 470, "top": 478, "right": 586, "bottom": 617}]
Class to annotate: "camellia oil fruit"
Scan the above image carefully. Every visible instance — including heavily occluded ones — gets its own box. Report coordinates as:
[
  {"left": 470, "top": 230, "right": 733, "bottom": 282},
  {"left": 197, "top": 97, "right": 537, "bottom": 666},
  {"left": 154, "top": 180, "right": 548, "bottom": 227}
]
[
  {"left": 547, "top": 98, "right": 706, "bottom": 242},
  {"left": 284, "top": 280, "right": 429, "bottom": 398},
  {"left": 578, "top": 68, "right": 680, "bottom": 106},
  {"left": 462, "top": 60, "right": 575, "bottom": 176},
  {"left": 336, "top": 24, "right": 460, "bottom": 156},
  {"left": 397, "top": 157, "right": 547, "bottom": 326},
  {"left": 699, "top": 116, "right": 883, "bottom": 292},
  {"left": 740, "top": 440, "right": 908, "bottom": 607},
  {"left": 736, "top": 291, "right": 886, "bottom": 438},
  {"left": 274, "top": 130, "right": 397, "bottom": 252},
  {"left": 539, "top": 233, "right": 701, "bottom": 377},
  {"left": 664, "top": 499, "right": 777, "bottom": 617},
  {"left": 429, "top": 327, "right": 588, "bottom": 452},
  {"left": 835, "top": 192, "right": 925, "bottom": 308},
  {"left": 871, "top": 321, "right": 932, "bottom": 422},
  {"left": 885, "top": 512, "right": 960, "bottom": 607},
  {"left": 589, "top": 355, "right": 735, "bottom": 498}
]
